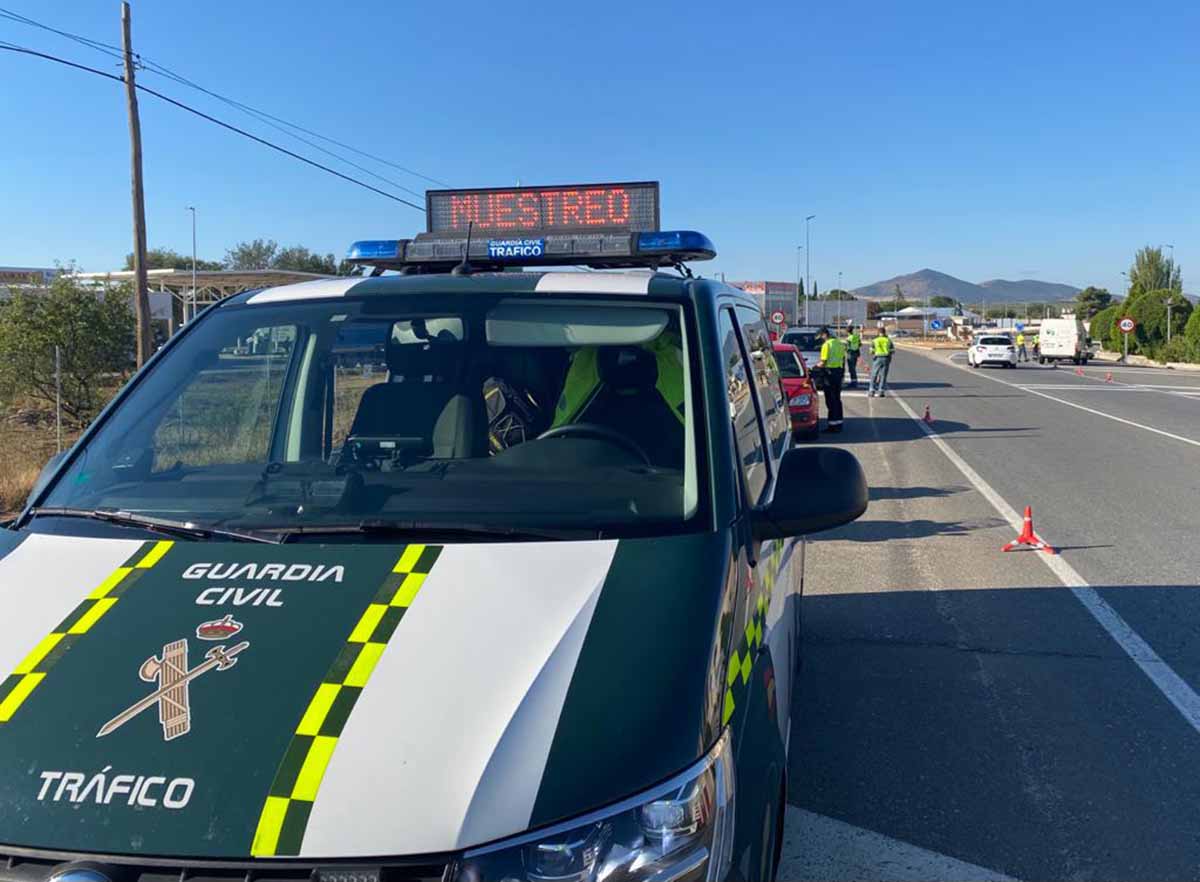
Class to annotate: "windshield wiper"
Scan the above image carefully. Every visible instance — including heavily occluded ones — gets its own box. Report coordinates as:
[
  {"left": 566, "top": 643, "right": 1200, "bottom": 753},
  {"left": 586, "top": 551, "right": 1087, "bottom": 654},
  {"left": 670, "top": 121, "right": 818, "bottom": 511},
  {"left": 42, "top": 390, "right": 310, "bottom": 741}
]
[
  {"left": 272, "top": 520, "right": 600, "bottom": 543},
  {"left": 26, "top": 507, "right": 284, "bottom": 544}
]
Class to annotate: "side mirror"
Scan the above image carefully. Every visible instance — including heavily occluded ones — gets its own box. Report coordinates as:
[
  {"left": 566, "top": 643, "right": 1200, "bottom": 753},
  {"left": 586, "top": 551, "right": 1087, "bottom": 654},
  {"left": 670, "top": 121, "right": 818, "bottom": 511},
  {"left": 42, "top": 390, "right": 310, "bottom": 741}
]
[
  {"left": 25, "top": 451, "right": 67, "bottom": 510},
  {"left": 752, "top": 446, "right": 868, "bottom": 540}
]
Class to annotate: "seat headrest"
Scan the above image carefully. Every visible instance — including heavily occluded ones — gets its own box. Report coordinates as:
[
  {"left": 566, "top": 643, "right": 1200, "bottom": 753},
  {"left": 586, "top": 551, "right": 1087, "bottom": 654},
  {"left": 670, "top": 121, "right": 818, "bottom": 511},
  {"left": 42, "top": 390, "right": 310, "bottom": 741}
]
[
  {"left": 386, "top": 338, "right": 461, "bottom": 379},
  {"left": 597, "top": 346, "right": 657, "bottom": 391}
]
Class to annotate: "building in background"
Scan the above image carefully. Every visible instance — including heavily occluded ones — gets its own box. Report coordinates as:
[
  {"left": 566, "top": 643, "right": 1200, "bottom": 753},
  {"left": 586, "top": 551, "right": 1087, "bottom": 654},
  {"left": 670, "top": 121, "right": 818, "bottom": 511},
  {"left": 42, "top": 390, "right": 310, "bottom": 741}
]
[
  {"left": 731, "top": 280, "right": 870, "bottom": 331},
  {"left": 0, "top": 266, "right": 61, "bottom": 295}
]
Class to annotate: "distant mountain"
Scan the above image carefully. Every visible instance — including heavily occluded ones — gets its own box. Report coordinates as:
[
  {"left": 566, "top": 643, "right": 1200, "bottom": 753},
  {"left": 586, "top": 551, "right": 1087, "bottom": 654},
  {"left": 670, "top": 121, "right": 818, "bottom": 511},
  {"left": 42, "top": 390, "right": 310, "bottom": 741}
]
[
  {"left": 979, "top": 279, "right": 1080, "bottom": 302},
  {"left": 851, "top": 269, "right": 1081, "bottom": 304}
]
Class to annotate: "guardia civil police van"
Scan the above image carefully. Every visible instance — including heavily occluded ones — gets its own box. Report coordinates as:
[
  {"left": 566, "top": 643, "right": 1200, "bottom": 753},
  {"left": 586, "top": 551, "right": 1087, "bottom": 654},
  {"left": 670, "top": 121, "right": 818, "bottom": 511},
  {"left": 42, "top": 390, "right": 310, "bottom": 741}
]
[{"left": 0, "top": 182, "right": 866, "bottom": 882}]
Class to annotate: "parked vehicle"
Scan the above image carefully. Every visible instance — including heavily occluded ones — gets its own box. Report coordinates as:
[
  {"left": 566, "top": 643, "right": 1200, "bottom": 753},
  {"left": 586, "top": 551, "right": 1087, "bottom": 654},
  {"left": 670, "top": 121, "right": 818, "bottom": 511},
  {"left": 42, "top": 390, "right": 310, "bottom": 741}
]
[
  {"left": 780, "top": 326, "right": 822, "bottom": 367},
  {"left": 773, "top": 341, "right": 819, "bottom": 441},
  {"left": 1038, "top": 317, "right": 1090, "bottom": 365},
  {"left": 1, "top": 185, "right": 869, "bottom": 882},
  {"left": 968, "top": 335, "right": 1019, "bottom": 368}
]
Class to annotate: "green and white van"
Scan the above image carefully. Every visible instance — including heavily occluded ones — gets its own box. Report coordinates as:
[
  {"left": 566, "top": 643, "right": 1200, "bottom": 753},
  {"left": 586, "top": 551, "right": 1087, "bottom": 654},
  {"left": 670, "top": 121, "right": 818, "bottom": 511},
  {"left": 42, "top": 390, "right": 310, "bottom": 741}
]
[{"left": 0, "top": 208, "right": 866, "bottom": 881}]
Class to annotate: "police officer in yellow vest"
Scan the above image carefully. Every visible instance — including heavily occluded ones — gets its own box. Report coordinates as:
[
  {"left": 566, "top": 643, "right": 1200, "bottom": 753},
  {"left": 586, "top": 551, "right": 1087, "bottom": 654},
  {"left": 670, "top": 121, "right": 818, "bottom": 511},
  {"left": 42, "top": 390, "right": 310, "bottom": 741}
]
[
  {"left": 845, "top": 325, "right": 862, "bottom": 388},
  {"left": 869, "top": 326, "right": 894, "bottom": 397},
  {"left": 815, "top": 326, "right": 845, "bottom": 433}
]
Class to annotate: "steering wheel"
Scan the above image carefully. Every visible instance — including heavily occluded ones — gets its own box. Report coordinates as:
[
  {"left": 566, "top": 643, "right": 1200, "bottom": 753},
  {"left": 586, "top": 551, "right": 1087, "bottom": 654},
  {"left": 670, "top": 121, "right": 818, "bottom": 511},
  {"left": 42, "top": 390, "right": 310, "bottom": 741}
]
[{"left": 536, "top": 423, "right": 652, "bottom": 465}]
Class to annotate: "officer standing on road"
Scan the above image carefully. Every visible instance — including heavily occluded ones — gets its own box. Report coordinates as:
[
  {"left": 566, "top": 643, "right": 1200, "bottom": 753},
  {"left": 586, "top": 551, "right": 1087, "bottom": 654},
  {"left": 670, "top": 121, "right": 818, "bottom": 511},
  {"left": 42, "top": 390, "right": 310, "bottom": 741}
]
[
  {"left": 868, "top": 326, "right": 894, "bottom": 398},
  {"left": 1016, "top": 330, "right": 1028, "bottom": 362},
  {"left": 1033, "top": 332, "right": 1040, "bottom": 359},
  {"left": 816, "top": 326, "right": 845, "bottom": 433},
  {"left": 845, "top": 325, "right": 862, "bottom": 389}
]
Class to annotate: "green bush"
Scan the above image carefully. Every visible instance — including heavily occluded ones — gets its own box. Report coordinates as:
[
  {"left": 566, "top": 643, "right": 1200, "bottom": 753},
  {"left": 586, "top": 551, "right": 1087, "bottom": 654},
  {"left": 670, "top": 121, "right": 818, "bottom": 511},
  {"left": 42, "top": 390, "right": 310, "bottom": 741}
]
[
  {"left": 1186, "top": 307, "right": 1200, "bottom": 347},
  {"left": 1108, "top": 289, "right": 1193, "bottom": 357},
  {"left": 1089, "top": 305, "right": 1118, "bottom": 348},
  {"left": 1157, "top": 336, "right": 1200, "bottom": 364},
  {"left": 0, "top": 277, "right": 134, "bottom": 424}
]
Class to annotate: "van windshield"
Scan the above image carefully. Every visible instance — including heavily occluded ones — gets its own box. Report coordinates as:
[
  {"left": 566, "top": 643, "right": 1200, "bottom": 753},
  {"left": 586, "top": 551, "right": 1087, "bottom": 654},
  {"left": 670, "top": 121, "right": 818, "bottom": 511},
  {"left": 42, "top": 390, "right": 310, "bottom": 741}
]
[{"left": 37, "top": 292, "right": 707, "bottom": 539}]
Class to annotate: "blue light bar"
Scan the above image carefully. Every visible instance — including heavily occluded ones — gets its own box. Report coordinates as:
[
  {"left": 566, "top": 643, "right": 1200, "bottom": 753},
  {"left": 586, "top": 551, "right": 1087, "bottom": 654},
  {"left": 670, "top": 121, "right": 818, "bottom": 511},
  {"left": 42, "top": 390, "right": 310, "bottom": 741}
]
[
  {"left": 635, "top": 230, "right": 716, "bottom": 260},
  {"left": 346, "top": 240, "right": 402, "bottom": 261}
]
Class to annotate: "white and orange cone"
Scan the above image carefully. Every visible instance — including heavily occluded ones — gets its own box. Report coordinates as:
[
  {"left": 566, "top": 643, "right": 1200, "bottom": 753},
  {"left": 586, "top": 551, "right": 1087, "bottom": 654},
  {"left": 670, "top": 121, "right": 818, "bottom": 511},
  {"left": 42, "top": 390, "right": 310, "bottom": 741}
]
[{"left": 1002, "top": 506, "right": 1056, "bottom": 554}]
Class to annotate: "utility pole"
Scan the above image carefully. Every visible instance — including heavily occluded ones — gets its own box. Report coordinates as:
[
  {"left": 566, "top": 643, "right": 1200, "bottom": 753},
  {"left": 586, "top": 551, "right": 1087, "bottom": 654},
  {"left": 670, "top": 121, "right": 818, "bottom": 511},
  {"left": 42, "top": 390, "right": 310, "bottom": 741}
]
[
  {"left": 188, "top": 206, "right": 197, "bottom": 323},
  {"left": 122, "top": 2, "right": 151, "bottom": 366}
]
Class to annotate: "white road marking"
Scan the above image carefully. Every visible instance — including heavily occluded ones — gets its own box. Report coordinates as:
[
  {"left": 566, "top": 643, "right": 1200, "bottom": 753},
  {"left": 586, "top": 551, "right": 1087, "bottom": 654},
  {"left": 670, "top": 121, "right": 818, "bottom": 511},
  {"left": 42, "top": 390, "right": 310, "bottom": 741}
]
[
  {"left": 778, "top": 808, "right": 1017, "bottom": 881},
  {"left": 892, "top": 393, "right": 1200, "bottom": 737},
  {"left": 942, "top": 354, "right": 1200, "bottom": 449},
  {"left": 1013, "top": 384, "right": 1200, "bottom": 392}
]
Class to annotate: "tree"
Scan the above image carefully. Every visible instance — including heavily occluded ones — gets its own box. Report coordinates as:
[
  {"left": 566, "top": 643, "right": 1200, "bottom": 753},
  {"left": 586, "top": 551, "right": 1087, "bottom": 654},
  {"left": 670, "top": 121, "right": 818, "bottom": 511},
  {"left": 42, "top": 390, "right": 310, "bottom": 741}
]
[
  {"left": 929, "top": 295, "right": 956, "bottom": 308},
  {"left": 1186, "top": 306, "right": 1200, "bottom": 347},
  {"left": 224, "top": 239, "right": 352, "bottom": 275},
  {"left": 125, "top": 248, "right": 222, "bottom": 272},
  {"left": 0, "top": 277, "right": 135, "bottom": 424},
  {"left": 224, "top": 238, "right": 279, "bottom": 270},
  {"left": 891, "top": 284, "right": 909, "bottom": 310},
  {"left": 866, "top": 301, "right": 882, "bottom": 320},
  {"left": 1074, "top": 286, "right": 1113, "bottom": 318},
  {"left": 1089, "top": 304, "right": 1119, "bottom": 347},
  {"left": 819, "top": 289, "right": 856, "bottom": 301},
  {"left": 1114, "top": 289, "right": 1193, "bottom": 356},
  {"left": 273, "top": 245, "right": 339, "bottom": 275},
  {"left": 1126, "top": 246, "right": 1182, "bottom": 297}
]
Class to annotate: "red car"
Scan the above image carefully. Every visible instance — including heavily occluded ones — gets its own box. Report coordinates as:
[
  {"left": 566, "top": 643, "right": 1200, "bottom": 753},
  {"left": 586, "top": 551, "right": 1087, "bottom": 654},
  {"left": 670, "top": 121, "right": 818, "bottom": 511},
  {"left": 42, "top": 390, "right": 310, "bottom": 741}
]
[{"left": 773, "top": 341, "right": 819, "bottom": 441}]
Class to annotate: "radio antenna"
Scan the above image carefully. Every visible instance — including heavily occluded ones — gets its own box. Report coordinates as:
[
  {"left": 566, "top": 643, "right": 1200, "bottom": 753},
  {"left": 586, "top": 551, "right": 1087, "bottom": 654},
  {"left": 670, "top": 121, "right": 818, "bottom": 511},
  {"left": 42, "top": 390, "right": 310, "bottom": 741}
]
[{"left": 452, "top": 221, "right": 475, "bottom": 275}]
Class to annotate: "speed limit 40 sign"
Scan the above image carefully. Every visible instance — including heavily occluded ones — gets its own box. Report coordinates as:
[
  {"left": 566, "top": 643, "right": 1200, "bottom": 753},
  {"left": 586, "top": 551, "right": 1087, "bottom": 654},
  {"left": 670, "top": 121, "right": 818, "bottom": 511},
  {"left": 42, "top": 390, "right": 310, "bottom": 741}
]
[
  {"left": 770, "top": 310, "right": 785, "bottom": 325},
  {"left": 1118, "top": 317, "right": 1137, "bottom": 334}
]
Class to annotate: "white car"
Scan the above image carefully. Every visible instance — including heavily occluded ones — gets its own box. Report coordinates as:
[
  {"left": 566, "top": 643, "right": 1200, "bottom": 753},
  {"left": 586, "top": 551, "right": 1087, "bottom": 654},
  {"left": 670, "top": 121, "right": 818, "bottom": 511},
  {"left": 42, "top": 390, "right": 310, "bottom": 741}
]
[
  {"left": 968, "top": 334, "right": 1018, "bottom": 368},
  {"left": 780, "top": 326, "right": 822, "bottom": 367}
]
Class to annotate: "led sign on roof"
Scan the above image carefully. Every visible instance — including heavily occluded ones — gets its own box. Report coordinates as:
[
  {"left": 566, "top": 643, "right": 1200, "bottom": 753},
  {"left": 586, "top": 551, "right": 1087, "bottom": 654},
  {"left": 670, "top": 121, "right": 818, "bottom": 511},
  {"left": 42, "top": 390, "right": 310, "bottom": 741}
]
[{"left": 426, "top": 182, "right": 660, "bottom": 235}]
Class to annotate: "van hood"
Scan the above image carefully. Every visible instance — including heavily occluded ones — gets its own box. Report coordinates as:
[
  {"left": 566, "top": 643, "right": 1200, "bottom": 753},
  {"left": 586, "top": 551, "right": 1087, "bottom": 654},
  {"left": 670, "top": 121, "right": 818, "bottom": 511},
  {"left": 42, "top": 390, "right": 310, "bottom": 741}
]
[{"left": 0, "top": 531, "right": 725, "bottom": 859}]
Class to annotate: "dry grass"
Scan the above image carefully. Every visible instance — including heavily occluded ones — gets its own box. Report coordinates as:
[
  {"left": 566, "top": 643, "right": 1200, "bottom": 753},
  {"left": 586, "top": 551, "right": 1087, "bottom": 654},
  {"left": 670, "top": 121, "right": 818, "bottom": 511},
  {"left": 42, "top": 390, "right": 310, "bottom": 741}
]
[
  {"left": 0, "top": 362, "right": 390, "bottom": 515},
  {"left": 0, "top": 416, "right": 74, "bottom": 514}
]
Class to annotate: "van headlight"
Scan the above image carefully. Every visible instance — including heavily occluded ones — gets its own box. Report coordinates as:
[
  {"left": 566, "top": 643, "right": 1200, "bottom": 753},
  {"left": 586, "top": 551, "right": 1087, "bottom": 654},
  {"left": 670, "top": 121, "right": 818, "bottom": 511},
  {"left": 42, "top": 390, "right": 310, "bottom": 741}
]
[{"left": 452, "top": 730, "right": 735, "bottom": 882}]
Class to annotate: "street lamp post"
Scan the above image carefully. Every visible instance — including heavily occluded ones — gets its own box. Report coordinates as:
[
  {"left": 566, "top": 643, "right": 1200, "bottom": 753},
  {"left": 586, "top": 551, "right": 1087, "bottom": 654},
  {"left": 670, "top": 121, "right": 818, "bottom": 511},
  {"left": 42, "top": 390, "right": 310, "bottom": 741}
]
[
  {"left": 836, "top": 270, "right": 843, "bottom": 329},
  {"left": 187, "top": 206, "right": 197, "bottom": 323},
  {"left": 796, "top": 246, "right": 803, "bottom": 326},
  {"left": 804, "top": 215, "right": 815, "bottom": 325}
]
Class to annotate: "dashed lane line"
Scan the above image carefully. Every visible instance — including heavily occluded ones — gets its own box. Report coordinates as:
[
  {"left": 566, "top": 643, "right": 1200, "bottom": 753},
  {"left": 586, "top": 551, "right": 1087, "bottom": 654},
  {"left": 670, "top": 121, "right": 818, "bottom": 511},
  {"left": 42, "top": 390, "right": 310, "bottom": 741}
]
[{"left": 891, "top": 392, "right": 1200, "bottom": 738}]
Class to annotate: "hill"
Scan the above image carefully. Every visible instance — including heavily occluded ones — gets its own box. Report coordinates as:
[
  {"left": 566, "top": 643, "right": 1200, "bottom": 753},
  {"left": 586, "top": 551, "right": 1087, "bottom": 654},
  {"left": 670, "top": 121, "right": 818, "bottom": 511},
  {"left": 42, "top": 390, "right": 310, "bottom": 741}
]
[
  {"left": 979, "top": 279, "right": 1080, "bottom": 302},
  {"left": 852, "top": 269, "right": 1080, "bottom": 304}
]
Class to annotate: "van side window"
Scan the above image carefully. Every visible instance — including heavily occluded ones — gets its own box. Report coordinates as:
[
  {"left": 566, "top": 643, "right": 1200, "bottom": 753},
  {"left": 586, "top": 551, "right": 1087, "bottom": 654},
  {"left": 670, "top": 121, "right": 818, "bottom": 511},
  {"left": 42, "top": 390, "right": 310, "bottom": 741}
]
[
  {"left": 735, "top": 307, "right": 788, "bottom": 467},
  {"left": 718, "top": 308, "right": 770, "bottom": 504}
]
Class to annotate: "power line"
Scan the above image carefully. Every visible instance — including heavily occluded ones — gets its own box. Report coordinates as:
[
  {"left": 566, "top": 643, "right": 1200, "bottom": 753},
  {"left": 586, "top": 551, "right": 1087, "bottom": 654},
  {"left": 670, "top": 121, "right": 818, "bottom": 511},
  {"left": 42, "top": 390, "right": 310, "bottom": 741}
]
[
  {"left": 0, "top": 42, "right": 425, "bottom": 212},
  {"left": 0, "top": 5, "right": 452, "bottom": 190}
]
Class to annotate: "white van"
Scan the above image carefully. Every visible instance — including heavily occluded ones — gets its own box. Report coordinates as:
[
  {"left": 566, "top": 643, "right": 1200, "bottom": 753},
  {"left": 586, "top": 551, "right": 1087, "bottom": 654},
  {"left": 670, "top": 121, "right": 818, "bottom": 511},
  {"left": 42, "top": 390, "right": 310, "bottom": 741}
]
[{"left": 1038, "top": 317, "right": 1089, "bottom": 365}]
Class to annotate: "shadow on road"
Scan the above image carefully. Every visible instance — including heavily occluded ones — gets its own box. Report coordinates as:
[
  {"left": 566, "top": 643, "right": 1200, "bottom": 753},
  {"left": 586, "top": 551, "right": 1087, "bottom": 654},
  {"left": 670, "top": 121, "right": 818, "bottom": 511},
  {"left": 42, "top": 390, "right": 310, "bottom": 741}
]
[
  {"left": 790, "top": 584, "right": 1200, "bottom": 882},
  {"left": 827, "top": 417, "right": 1039, "bottom": 444},
  {"left": 869, "top": 485, "right": 967, "bottom": 501},
  {"left": 810, "top": 516, "right": 1006, "bottom": 542}
]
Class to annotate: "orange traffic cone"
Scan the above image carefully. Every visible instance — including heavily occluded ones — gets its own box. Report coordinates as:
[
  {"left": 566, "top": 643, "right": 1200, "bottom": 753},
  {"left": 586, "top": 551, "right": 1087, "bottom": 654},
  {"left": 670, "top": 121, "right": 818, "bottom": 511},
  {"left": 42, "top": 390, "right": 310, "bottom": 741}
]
[
  {"left": 1105, "top": 372, "right": 1114, "bottom": 383},
  {"left": 922, "top": 404, "right": 933, "bottom": 424},
  {"left": 1002, "top": 506, "right": 1056, "bottom": 554}
]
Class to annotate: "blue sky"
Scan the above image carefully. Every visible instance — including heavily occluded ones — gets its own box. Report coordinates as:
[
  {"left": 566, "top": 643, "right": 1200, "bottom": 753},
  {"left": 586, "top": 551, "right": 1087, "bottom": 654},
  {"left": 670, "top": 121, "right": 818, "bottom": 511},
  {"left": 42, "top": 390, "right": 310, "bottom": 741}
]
[{"left": 1, "top": 0, "right": 1197, "bottom": 293}]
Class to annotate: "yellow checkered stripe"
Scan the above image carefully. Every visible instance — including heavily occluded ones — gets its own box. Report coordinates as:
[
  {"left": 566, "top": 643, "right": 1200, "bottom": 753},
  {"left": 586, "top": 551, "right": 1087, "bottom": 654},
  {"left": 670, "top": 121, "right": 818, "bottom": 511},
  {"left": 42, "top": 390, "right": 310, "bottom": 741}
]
[
  {"left": 721, "top": 543, "right": 786, "bottom": 726},
  {"left": 722, "top": 590, "right": 768, "bottom": 726},
  {"left": 251, "top": 543, "right": 442, "bottom": 857},
  {"left": 0, "top": 540, "right": 173, "bottom": 725}
]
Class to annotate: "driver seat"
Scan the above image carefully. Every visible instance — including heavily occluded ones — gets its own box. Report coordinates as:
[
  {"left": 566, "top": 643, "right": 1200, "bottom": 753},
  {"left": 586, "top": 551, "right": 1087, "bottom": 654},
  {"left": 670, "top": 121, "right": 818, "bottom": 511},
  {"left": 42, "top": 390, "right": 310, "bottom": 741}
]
[{"left": 574, "top": 346, "right": 683, "bottom": 468}]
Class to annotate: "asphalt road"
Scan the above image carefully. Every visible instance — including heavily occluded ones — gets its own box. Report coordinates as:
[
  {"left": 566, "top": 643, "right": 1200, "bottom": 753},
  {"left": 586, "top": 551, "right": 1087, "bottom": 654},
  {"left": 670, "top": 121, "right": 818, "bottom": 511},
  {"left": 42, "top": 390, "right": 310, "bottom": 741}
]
[{"left": 781, "top": 349, "right": 1200, "bottom": 881}]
